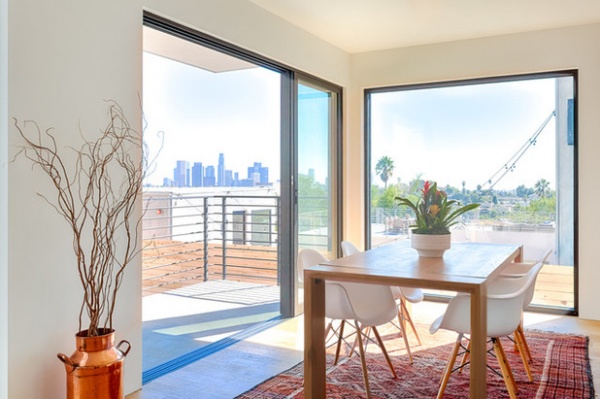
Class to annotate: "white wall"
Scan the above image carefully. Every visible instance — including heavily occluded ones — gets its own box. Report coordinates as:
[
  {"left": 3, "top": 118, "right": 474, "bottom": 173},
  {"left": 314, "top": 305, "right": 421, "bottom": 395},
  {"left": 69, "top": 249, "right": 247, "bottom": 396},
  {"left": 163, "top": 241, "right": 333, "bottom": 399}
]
[
  {"left": 2, "top": 1, "right": 349, "bottom": 398},
  {"left": 0, "top": 0, "right": 8, "bottom": 396},
  {"left": 346, "top": 23, "right": 600, "bottom": 320}
]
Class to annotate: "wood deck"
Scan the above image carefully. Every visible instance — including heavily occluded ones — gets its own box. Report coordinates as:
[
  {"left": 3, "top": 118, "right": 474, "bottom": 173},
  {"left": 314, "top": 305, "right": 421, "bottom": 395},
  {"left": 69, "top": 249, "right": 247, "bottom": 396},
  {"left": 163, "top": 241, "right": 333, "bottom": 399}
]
[{"left": 142, "top": 240, "right": 575, "bottom": 309}]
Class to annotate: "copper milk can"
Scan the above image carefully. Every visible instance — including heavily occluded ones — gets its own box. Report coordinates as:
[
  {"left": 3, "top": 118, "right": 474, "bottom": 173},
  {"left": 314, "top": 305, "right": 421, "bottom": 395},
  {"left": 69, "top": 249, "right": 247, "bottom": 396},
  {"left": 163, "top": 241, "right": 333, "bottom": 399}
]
[{"left": 57, "top": 329, "right": 131, "bottom": 399}]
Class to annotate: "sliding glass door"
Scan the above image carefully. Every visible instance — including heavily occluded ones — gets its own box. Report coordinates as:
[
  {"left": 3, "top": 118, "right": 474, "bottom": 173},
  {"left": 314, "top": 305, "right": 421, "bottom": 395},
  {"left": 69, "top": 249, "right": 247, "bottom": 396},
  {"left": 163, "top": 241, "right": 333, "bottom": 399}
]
[
  {"left": 141, "top": 14, "right": 343, "bottom": 378},
  {"left": 294, "top": 76, "right": 342, "bottom": 313}
]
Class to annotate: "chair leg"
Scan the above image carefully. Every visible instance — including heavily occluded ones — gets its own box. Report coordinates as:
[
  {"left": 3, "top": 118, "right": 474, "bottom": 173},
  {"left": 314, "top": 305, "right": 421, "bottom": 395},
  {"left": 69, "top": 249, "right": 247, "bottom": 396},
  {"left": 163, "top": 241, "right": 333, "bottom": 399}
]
[
  {"left": 457, "top": 339, "right": 471, "bottom": 373},
  {"left": 516, "top": 324, "right": 532, "bottom": 362},
  {"left": 400, "top": 298, "right": 422, "bottom": 345},
  {"left": 334, "top": 320, "right": 346, "bottom": 365},
  {"left": 436, "top": 334, "right": 463, "bottom": 399},
  {"left": 354, "top": 321, "right": 372, "bottom": 399},
  {"left": 396, "top": 308, "right": 414, "bottom": 363},
  {"left": 492, "top": 338, "right": 518, "bottom": 399},
  {"left": 513, "top": 327, "right": 533, "bottom": 382},
  {"left": 371, "top": 326, "right": 397, "bottom": 379},
  {"left": 349, "top": 325, "right": 368, "bottom": 358}
]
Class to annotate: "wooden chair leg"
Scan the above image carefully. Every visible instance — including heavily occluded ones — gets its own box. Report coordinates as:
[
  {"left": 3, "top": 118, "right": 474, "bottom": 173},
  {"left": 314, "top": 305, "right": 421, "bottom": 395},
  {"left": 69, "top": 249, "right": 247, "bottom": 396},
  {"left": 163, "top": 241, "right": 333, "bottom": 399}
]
[
  {"left": 492, "top": 338, "right": 518, "bottom": 399},
  {"left": 458, "top": 339, "right": 471, "bottom": 373},
  {"left": 354, "top": 321, "right": 372, "bottom": 399},
  {"left": 334, "top": 320, "right": 345, "bottom": 365},
  {"left": 516, "top": 324, "right": 532, "bottom": 362},
  {"left": 400, "top": 298, "right": 422, "bottom": 345},
  {"left": 513, "top": 327, "right": 533, "bottom": 382},
  {"left": 436, "top": 334, "right": 463, "bottom": 399},
  {"left": 371, "top": 326, "right": 397, "bottom": 379},
  {"left": 397, "top": 308, "right": 414, "bottom": 363}
]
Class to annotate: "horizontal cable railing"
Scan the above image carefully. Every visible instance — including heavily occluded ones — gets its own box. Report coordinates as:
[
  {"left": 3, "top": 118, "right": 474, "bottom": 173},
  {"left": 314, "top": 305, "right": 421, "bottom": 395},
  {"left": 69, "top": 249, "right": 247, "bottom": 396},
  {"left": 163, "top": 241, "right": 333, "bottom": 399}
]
[{"left": 142, "top": 192, "right": 282, "bottom": 294}]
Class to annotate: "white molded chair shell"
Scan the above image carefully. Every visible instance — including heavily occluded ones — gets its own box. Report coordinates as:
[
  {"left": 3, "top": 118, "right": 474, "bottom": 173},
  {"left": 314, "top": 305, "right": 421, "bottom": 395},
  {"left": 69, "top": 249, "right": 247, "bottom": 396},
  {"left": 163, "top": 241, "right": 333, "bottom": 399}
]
[
  {"left": 340, "top": 240, "right": 424, "bottom": 304},
  {"left": 396, "top": 287, "right": 424, "bottom": 303},
  {"left": 297, "top": 249, "right": 355, "bottom": 319},
  {"left": 430, "top": 262, "right": 543, "bottom": 399},
  {"left": 340, "top": 240, "right": 423, "bottom": 362},
  {"left": 430, "top": 262, "right": 543, "bottom": 337},
  {"left": 340, "top": 240, "right": 361, "bottom": 256},
  {"left": 297, "top": 248, "right": 326, "bottom": 283},
  {"left": 500, "top": 249, "right": 552, "bottom": 277},
  {"left": 297, "top": 247, "right": 399, "bottom": 397}
]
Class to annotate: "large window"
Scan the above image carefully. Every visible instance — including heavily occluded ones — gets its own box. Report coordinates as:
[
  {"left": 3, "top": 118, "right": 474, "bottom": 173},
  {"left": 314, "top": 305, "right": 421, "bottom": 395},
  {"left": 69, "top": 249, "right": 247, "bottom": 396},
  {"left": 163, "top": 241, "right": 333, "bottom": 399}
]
[{"left": 366, "top": 73, "right": 577, "bottom": 313}]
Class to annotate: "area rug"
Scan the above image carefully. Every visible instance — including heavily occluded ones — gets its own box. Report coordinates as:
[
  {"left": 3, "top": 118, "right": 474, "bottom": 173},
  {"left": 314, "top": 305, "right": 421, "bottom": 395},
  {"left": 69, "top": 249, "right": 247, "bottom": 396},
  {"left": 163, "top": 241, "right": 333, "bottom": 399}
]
[{"left": 236, "top": 328, "right": 594, "bottom": 398}]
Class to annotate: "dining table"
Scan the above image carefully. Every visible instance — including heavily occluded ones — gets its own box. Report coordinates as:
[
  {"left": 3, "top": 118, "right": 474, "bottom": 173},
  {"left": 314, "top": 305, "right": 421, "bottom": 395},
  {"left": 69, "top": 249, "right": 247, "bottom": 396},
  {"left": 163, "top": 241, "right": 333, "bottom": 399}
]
[{"left": 303, "top": 240, "right": 523, "bottom": 398}]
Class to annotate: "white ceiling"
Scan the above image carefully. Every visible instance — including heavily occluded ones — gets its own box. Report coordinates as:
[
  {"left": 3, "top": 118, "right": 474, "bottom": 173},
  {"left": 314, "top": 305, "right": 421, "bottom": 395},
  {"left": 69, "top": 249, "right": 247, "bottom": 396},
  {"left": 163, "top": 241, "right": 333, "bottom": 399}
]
[{"left": 249, "top": 0, "right": 600, "bottom": 53}]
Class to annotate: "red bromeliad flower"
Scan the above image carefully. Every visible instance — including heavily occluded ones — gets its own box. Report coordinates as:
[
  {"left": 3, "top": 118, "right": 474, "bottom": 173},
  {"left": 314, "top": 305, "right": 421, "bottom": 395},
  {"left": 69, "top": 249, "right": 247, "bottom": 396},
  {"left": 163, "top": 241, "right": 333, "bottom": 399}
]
[
  {"left": 421, "top": 181, "right": 432, "bottom": 196},
  {"left": 395, "top": 180, "right": 480, "bottom": 234}
]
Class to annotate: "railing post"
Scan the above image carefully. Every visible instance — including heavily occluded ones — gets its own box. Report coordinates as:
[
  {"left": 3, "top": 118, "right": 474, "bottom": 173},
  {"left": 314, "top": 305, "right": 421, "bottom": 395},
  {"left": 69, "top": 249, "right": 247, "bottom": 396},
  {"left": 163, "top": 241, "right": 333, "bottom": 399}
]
[
  {"left": 203, "top": 197, "right": 209, "bottom": 282},
  {"left": 221, "top": 197, "right": 227, "bottom": 280}
]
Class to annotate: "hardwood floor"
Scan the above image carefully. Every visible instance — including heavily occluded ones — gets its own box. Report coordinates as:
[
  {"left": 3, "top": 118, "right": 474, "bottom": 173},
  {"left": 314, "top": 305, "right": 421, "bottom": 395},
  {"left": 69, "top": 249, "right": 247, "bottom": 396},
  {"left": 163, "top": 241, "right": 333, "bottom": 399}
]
[{"left": 127, "top": 301, "right": 600, "bottom": 398}]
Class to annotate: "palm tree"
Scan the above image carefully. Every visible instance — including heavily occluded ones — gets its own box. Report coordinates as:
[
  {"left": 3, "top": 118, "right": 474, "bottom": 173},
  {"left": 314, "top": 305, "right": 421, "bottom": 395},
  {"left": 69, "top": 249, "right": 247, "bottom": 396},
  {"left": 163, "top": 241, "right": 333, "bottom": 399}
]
[
  {"left": 375, "top": 156, "right": 395, "bottom": 188},
  {"left": 534, "top": 178, "right": 550, "bottom": 198}
]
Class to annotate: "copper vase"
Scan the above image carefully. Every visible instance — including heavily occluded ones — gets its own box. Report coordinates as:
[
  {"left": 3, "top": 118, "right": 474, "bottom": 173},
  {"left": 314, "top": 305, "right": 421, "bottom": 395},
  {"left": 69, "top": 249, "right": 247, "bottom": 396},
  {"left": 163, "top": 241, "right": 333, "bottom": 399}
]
[{"left": 57, "top": 329, "right": 131, "bottom": 399}]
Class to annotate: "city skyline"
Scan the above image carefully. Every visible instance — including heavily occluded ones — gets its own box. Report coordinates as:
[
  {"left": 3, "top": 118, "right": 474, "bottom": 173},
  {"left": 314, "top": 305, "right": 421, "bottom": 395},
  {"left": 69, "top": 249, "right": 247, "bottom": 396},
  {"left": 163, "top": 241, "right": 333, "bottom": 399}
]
[{"left": 148, "top": 152, "right": 271, "bottom": 188}]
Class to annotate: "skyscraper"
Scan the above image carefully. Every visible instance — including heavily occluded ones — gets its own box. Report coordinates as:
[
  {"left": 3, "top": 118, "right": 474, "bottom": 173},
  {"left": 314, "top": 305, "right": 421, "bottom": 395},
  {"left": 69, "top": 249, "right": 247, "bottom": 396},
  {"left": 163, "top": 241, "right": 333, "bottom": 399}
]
[
  {"left": 191, "top": 162, "right": 204, "bottom": 187},
  {"left": 247, "top": 162, "right": 269, "bottom": 186},
  {"left": 204, "top": 165, "right": 216, "bottom": 187},
  {"left": 173, "top": 160, "right": 189, "bottom": 187},
  {"left": 217, "top": 153, "right": 225, "bottom": 187}
]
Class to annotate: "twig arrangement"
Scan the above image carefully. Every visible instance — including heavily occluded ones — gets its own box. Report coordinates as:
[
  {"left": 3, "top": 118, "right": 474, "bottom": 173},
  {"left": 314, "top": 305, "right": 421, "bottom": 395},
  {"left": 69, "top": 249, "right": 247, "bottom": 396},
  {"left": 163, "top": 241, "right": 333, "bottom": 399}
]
[{"left": 14, "top": 102, "right": 148, "bottom": 336}]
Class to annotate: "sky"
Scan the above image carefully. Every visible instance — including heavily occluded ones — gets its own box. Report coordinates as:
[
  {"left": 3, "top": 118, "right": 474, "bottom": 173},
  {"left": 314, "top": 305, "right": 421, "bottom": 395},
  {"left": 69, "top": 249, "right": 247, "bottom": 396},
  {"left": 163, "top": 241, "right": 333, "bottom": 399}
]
[
  {"left": 143, "top": 48, "right": 571, "bottom": 192},
  {"left": 370, "top": 77, "right": 565, "bottom": 191},
  {"left": 142, "top": 52, "right": 281, "bottom": 187}
]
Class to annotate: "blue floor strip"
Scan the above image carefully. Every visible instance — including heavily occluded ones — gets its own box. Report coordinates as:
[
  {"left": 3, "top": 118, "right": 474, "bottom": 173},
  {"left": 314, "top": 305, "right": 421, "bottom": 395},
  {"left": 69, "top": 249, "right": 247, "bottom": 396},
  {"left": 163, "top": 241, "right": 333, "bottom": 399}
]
[{"left": 142, "top": 316, "right": 283, "bottom": 384}]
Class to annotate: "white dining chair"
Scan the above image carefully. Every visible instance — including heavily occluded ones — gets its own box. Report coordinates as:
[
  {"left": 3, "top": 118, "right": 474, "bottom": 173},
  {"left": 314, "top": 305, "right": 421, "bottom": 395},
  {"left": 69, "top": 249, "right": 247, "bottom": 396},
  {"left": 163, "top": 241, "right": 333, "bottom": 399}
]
[
  {"left": 429, "top": 262, "right": 543, "bottom": 399},
  {"left": 490, "top": 248, "right": 552, "bottom": 364},
  {"left": 340, "top": 240, "right": 423, "bottom": 363},
  {"left": 298, "top": 248, "right": 398, "bottom": 399}
]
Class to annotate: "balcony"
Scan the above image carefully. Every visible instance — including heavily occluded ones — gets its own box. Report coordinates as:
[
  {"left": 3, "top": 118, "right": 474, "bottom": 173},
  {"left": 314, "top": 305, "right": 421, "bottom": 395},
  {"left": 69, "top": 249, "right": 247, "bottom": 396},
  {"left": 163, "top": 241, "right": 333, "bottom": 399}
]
[{"left": 141, "top": 191, "right": 574, "bottom": 380}]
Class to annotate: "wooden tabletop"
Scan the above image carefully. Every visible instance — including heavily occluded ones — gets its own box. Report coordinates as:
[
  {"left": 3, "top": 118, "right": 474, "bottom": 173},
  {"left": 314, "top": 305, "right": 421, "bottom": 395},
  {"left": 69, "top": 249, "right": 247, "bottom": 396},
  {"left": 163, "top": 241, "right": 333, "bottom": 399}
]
[{"left": 313, "top": 240, "right": 522, "bottom": 289}]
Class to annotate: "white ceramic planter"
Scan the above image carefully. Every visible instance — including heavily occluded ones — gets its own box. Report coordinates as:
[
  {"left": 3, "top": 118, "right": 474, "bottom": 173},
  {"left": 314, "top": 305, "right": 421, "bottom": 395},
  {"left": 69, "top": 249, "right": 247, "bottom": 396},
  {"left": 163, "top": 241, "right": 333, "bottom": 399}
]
[{"left": 411, "top": 233, "right": 451, "bottom": 257}]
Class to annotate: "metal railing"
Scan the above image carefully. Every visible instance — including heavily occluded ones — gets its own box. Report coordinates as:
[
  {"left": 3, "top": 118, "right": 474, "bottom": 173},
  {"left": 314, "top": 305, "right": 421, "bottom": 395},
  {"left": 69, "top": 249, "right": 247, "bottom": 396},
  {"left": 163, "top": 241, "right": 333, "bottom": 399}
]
[{"left": 142, "top": 191, "right": 281, "bottom": 293}]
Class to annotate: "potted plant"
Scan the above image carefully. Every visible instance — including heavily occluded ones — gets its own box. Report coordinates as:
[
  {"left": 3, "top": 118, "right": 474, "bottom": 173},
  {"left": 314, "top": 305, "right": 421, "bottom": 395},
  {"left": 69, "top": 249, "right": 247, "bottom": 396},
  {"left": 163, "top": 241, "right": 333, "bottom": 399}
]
[
  {"left": 14, "top": 102, "right": 147, "bottom": 399},
  {"left": 395, "top": 181, "right": 480, "bottom": 257}
]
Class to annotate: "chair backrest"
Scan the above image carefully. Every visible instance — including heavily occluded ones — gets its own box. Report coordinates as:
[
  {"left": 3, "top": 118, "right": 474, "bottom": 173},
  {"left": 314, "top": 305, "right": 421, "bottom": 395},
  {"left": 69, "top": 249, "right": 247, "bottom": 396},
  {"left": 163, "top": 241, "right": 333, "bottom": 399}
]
[
  {"left": 298, "top": 248, "right": 397, "bottom": 326},
  {"left": 340, "top": 240, "right": 361, "bottom": 256},
  {"left": 432, "top": 262, "right": 543, "bottom": 337},
  {"left": 297, "top": 248, "right": 327, "bottom": 283}
]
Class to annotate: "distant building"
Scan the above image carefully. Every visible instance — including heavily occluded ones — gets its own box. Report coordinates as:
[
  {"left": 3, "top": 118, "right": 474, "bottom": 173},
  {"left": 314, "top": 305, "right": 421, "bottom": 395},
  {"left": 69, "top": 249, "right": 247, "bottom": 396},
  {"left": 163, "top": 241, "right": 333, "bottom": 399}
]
[
  {"left": 225, "top": 170, "right": 234, "bottom": 186},
  {"left": 247, "top": 162, "right": 269, "bottom": 186},
  {"left": 173, "top": 160, "right": 189, "bottom": 187},
  {"left": 192, "top": 162, "right": 204, "bottom": 187},
  {"left": 204, "top": 165, "right": 216, "bottom": 187},
  {"left": 217, "top": 153, "right": 225, "bottom": 187}
]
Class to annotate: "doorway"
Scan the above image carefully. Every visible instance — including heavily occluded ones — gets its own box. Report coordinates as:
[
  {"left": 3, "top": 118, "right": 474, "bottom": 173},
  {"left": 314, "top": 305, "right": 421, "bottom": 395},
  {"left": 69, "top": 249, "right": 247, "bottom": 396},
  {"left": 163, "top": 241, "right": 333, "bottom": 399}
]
[{"left": 141, "top": 15, "right": 342, "bottom": 381}]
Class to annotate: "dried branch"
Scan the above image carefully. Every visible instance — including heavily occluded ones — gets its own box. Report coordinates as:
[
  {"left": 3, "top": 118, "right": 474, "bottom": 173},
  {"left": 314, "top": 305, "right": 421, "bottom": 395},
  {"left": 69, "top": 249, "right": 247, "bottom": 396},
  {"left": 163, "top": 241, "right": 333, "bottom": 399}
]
[{"left": 14, "top": 101, "right": 150, "bottom": 336}]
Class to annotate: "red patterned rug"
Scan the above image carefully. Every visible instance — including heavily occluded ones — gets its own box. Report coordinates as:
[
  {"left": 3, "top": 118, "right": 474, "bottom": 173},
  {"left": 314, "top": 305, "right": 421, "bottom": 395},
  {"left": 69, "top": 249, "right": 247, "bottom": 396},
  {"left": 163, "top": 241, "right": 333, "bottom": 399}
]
[{"left": 236, "top": 326, "right": 594, "bottom": 398}]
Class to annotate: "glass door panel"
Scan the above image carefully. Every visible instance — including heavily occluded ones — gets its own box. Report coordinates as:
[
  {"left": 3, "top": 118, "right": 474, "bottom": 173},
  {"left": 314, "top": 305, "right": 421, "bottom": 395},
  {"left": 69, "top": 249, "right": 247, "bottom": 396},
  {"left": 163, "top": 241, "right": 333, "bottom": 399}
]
[{"left": 295, "top": 77, "right": 341, "bottom": 313}]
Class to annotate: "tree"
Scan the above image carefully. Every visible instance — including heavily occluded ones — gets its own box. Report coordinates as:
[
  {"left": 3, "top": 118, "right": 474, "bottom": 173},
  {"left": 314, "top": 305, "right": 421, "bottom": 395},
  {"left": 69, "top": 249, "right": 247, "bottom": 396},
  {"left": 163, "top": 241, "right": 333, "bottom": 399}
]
[
  {"left": 375, "top": 156, "right": 395, "bottom": 189},
  {"left": 534, "top": 179, "right": 550, "bottom": 198}
]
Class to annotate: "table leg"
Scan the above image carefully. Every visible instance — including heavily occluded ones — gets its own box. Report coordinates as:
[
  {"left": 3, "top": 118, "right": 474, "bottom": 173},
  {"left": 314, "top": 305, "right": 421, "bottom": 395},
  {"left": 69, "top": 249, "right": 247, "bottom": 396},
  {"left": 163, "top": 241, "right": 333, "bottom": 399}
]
[
  {"left": 304, "top": 274, "right": 326, "bottom": 399},
  {"left": 469, "top": 284, "right": 488, "bottom": 398}
]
